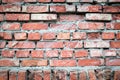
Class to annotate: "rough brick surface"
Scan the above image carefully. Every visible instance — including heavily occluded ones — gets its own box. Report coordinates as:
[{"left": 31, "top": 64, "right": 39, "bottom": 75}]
[{"left": 0, "top": 0, "right": 120, "bottom": 79}]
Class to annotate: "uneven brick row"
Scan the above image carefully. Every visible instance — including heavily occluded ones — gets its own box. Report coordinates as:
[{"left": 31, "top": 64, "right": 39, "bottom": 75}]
[{"left": 0, "top": 69, "right": 120, "bottom": 80}]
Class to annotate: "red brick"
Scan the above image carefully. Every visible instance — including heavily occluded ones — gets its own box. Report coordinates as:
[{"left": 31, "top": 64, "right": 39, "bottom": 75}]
[
  {"left": 66, "top": 5, "right": 76, "bottom": 12},
  {"left": 43, "top": 70, "right": 51, "bottom": 80},
  {"left": 70, "top": 71, "right": 77, "bottom": 80},
  {"left": 88, "top": 33, "right": 101, "bottom": 39},
  {"left": 23, "top": 6, "right": 48, "bottom": 13},
  {"left": 31, "top": 50, "right": 44, "bottom": 58},
  {"left": 106, "top": 23, "right": 120, "bottom": 30},
  {"left": 77, "top": 5, "right": 102, "bottom": 12},
  {"left": 1, "top": 50, "right": 14, "bottom": 58},
  {"left": 31, "top": 14, "right": 57, "bottom": 20},
  {"left": 103, "top": 6, "right": 120, "bottom": 13},
  {"left": 37, "top": 42, "right": 63, "bottom": 48},
  {"left": 24, "top": 0, "right": 36, "bottom": 2},
  {"left": 43, "top": 32, "right": 56, "bottom": 40},
  {"left": 33, "top": 71, "right": 43, "bottom": 80},
  {"left": 73, "top": 32, "right": 86, "bottom": 40},
  {"left": 86, "top": 13, "right": 112, "bottom": 21},
  {"left": 4, "top": 4, "right": 21, "bottom": 12},
  {"left": 38, "top": 0, "right": 51, "bottom": 2},
  {"left": 60, "top": 15, "right": 84, "bottom": 22},
  {"left": 8, "top": 41, "right": 35, "bottom": 49},
  {"left": 50, "top": 5, "right": 66, "bottom": 12},
  {"left": 50, "top": 23, "right": 76, "bottom": 30},
  {"left": 53, "top": 0, "right": 65, "bottom": 2},
  {"left": 46, "top": 50, "right": 59, "bottom": 58},
  {"left": 0, "top": 32, "right": 12, "bottom": 40},
  {"left": 79, "top": 71, "right": 87, "bottom": 80},
  {"left": 88, "top": 70, "right": 96, "bottom": 80},
  {"left": 75, "top": 50, "right": 88, "bottom": 57},
  {"left": 84, "top": 41, "right": 110, "bottom": 48},
  {"left": 0, "top": 6, "right": 4, "bottom": 12},
  {"left": 57, "top": 32, "right": 70, "bottom": 40},
  {"left": 28, "top": 32, "right": 41, "bottom": 40},
  {"left": 0, "top": 41, "right": 6, "bottom": 48},
  {"left": 5, "top": 14, "right": 29, "bottom": 21},
  {"left": 0, "top": 14, "right": 4, "bottom": 21},
  {"left": 14, "top": 33, "right": 27, "bottom": 40},
  {"left": 110, "top": 41, "right": 120, "bottom": 48},
  {"left": 2, "top": 22, "right": 20, "bottom": 30},
  {"left": 0, "top": 59, "right": 19, "bottom": 66},
  {"left": 64, "top": 41, "right": 83, "bottom": 48},
  {"left": 9, "top": 71, "right": 17, "bottom": 80},
  {"left": 2, "top": 0, "right": 22, "bottom": 3},
  {"left": 113, "top": 14, "right": 120, "bottom": 20},
  {"left": 18, "top": 71, "right": 26, "bottom": 80},
  {"left": 109, "top": 0, "right": 120, "bottom": 2},
  {"left": 78, "top": 22, "right": 104, "bottom": 30},
  {"left": 16, "top": 50, "right": 29, "bottom": 58},
  {"left": 117, "top": 33, "right": 120, "bottom": 40},
  {"left": 114, "top": 71, "right": 120, "bottom": 80},
  {"left": 21, "top": 60, "right": 47, "bottom": 66},
  {"left": 60, "top": 50, "right": 73, "bottom": 58},
  {"left": 0, "top": 70, "right": 8, "bottom": 80},
  {"left": 53, "top": 70, "right": 67, "bottom": 80},
  {"left": 78, "top": 59, "right": 104, "bottom": 66},
  {"left": 22, "top": 22, "right": 48, "bottom": 30},
  {"left": 102, "top": 32, "right": 115, "bottom": 40},
  {"left": 90, "top": 49, "right": 103, "bottom": 57},
  {"left": 106, "top": 58, "right": 120, "bottom": 66},
  {"left": 103, "top": 50, "right": 116, "bottom": 56},
  {"left": 66, "top": 0, "right": 79, "bottom": 2},
  {"left": 50, "top": 60, "right": 76, "bottom": 66}
]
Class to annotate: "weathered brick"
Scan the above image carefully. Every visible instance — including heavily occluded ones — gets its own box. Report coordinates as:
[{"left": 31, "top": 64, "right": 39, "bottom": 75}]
[
  {"left": 73, "top": 32, "right": 86, "bottom": 40},
  {"left": 75, "top": 50, "right": 88, "bottom": 57},
  {"left": 110, "top": 41, "right": 120, "bottom": 48},
  {"left": 79, "top": 71, "right": 87, "bottom": 80},
  {"left": 78, "top": 22, "right": 104, "bottom": 30},
  {"left": 50, "top": 60, "right": 76, "bottom": 66},
  {"left": 84, "top": 41, "right": 110, "bottom": 48},
  {"left": 77, "top": 5, "right": 102, "bottom": 12},
  {"left": 24, "top": 0, "right": 36, "bottom": 2},
  {"left": 22, "top": 22, "right": 48, "bottom": 30},
  {"left": 0, "top": 59, "right": 19, "bottom": 66},
  {"left": 102, "top": 32, "right": 115, "bottom": 40},
  {"left": 88, "top": 70, "right": 96, "bottom": 80},
  {"left": 90, "top": 49, "right": 103, "bottom": 57},
  {"left": 5, "top": 14, "right": 30, "bottom": 21},
  {"left": 114, "top": 71, "right": 120, "bottom": 80},
  {"left": 53, "top": 0, "right": 65, "bottom": 2},
  {"left": 0, "top": 41, "right": 6, "bottom": 48},
  {"left": 78, "top": 59, "right": 104, "bottom": 66},
  {"left": 37, "top": 42, "right": 63, "bottom": 48},
  {"left": 103, "top": 50, "right": 116, "bottom": 56},
  {"left": 46, "top": 50, "right": 58, "bottom": 58},
  {"left": 2, "top": 22, "right": 20, "bottom": 30},
  {"left": 21, "top": 60, "right": 48, "bottom": 66},
  {"left": 2, "top": 0, "right": 22, "bottom": 3},
  {"left": 103, "top": 6, "right": 120, "bottom": 13},
  {"left": 16, "top": 50, "right": 29, "bottom": 58},
  {"left": 113, "top": 14, "right": 120, "bottom": 20},
  {"left": 1, "top": 50, "right": 14, "bottom": 58},
  {"left": 0, "top": 32, "right": 12, "bottom": 40},
  {"left": 14, "top": 33, "right": 27, "bottom": 40},
  {"left": 60, "top": 15, "right": 84, "bottom": 22},
  {"left": 64, "top": 41, "right": 83, "bottom": 48},
  {"left": 70, "top": 71, "right": 78, "bottom": 80},
  {"left": 9, "top": 71, "right": 17, "bottom": 80},
  {"left": 0, "top": 14, "right": 4, "bottom": 21},
  {"left": 43, "top": 70, "right": 51, "bottom": 80},
  {"left": 0, "top": 70, "right": 8, "bottom": 80},
  {"left": 106, "top": 58, "right": 120, "bottom": 66},
  {"left": 117, "top": 33, "right": 120, "bottom": 40},
  {"left": 88, "top": 33, "right": 101, "bottom": 39},
  {"left": 50, "top": 5, "right": 66, "bottom": 12},
  {"left": 106, "top": 23, "right": 120, "bottom": 30},
  {"left": 28, "top": 32, "right": 41, "bottom": 40},
  {"left": 66, "top": 5, "right": 76, "bottom": 12},
  {"left": 43, "top": 32, "right": 56, "bottom": 40},
  {"left": 86, "top": 13, "right": 112, "bottom": 21},
  {"left": 31, "top": 14, "right": 57, "bottom": 20},
  {"left": 66, "top": 0, "right": 79, "bottom": 2},
  {"left": 57, "top": 32, "right": 70, "bottom": 40},
  {"left": 18, "top": 71, "right": 26, "bottom": 80},
  {"left": 60, "top": 50, "right": 73, "bottom": 58},
  {"left": 23, "top": 6, "right": 48, "bottom": 13},
  {"left": 38, "top": 0, "right": 51, "bottom": 2},
  {"left": 109, "top": 0, "right": 120, "bottom": 2},
  {"left": 31, "top": 50, "right": 44, "bottom": 58},
  {"left": 8, "top": 41, "right": 35, "bottom": 48}
]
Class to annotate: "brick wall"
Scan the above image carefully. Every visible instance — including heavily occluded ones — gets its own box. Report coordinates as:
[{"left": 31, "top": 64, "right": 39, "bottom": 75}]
[{"left": 0, "top": 0, "right": 120, "bottom": 80}]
